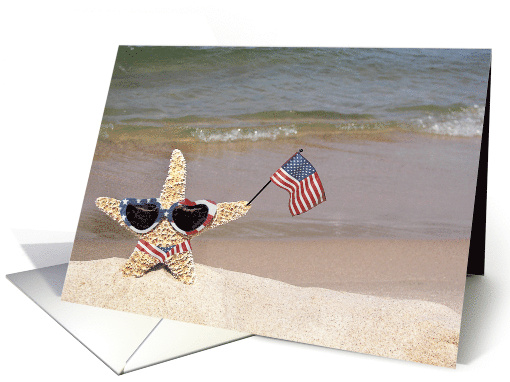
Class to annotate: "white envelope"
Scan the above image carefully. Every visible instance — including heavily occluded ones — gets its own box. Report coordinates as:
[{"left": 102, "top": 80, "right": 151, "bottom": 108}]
[{"left": 6, "top": 235, "right": 250, "bottom": 375}]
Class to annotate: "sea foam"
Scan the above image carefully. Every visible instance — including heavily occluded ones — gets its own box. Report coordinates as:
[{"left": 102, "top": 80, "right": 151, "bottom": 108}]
[
  {"left": 413, "top": 105, "right": 484, "bottom": 137},
  {"left": 192, "top": 126, "right": 298, "bottom": 142}
]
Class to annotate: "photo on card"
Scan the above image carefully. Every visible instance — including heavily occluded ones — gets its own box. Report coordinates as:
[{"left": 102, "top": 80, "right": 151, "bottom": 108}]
[{"left": 61, "top": 46, "right": 490, "bottom": 367}]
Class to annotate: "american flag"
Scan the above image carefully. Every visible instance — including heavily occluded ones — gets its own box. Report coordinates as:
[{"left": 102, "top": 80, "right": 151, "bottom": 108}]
[{"left": 270, "top": 152, "right": 326, "bottom": 216}]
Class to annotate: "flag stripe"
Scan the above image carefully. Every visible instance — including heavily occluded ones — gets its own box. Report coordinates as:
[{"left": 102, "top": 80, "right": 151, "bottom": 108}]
[
  {"left": 299, "top": 180, "right": 314, "bottom": 209},
  {"left": 278, "top": 170, "right": 304, "bottom": 214},
  {"left": 312, "top": 172, "right": 326, "bottom": 201},
  {"left": 305, "top": 176, "right": 319, "bottom": 205},
  {"left": 137, "top": 239, "right": 191, "bottom": 263},
  {"left": 295, "top": 179, "right": 309, "bottom": 212},
  {"left": 271, "top": 170, "right": 299, "bottom": 215},
  {"left": 273, "top": 169, "right": 296, "bottom": 189},
  {"left": 137, "top": 240, "right": 166, "bottom": 262},
  {"left": 271, "top": 171, "right": 298, "bottom": 215},
  {"left": 278, "top": 169, "right": 307, "bottom": 213},
  {"left": 171, "top": 240, "right": 191, "bottom": 255},
  {"left": 308, "top": 173, "right": 322, "bottom": 203},
  {"left": 145, "top": 240, "right": 166, "bottom": 259}
]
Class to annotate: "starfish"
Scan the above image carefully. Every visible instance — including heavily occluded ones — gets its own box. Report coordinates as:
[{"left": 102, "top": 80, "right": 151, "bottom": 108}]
[{"left": 95, "top": 149, "right": 251, "bottom": 284}]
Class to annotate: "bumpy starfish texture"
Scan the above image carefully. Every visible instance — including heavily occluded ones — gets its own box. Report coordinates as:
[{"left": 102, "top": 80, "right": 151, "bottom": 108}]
[{"left": 96, "top": 149, "right": 250, "bottom": 284}]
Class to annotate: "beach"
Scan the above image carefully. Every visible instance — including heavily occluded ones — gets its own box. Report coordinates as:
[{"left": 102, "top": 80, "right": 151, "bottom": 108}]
[
  {"left": 63, "top": 237, "right": 468, "bottom": 367},
  {"left": 70, "top": 238, "right": 469, "bottom": 314},
  {"left": 62, "top": 253, "right": 462, "bottom": 368},
  {"left": 65, "top": 119, "right": 479, "bottom": 368},
  {"left": 62, "top": 47, "right": 489, "bottom": 368}
]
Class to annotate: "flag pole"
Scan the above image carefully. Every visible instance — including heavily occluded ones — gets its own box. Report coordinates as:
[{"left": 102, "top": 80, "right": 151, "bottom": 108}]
[
  {"left": 246, "top": 149, "right": 303, "bottom": 206},
  {"left": 246, "top": 180, "right": 271, "bottom": 206}
]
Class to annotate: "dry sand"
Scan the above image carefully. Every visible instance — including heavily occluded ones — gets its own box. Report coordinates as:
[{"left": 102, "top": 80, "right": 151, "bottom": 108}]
[
  {"left": 62, "top": 257, "right": 461, "bottom": 367},
  {"left": 69, "top": 238, "right": 470, "bottom": 314}
]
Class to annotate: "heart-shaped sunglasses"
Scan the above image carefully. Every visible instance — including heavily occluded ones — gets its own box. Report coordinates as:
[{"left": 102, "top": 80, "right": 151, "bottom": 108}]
[{"left": 119, "top": 198, "right": 217, "bottom": 236}]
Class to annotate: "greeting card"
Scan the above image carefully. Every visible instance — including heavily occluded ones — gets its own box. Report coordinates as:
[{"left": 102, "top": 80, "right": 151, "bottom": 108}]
[{"left": 60, "top": 46, "right": 490, "bottom": 368}]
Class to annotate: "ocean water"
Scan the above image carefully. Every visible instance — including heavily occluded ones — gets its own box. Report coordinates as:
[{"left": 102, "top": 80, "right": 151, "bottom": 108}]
[
  {"left": 82, "top": 47, "right": 490, "bottom": 241},
  {"left": 101, "top": 47, "right": 490, "bottom": 141}
]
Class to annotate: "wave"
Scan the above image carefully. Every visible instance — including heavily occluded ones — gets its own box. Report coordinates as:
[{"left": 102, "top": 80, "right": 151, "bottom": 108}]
[
  {"left": 192, "top": 126, "right": 298, "bottom": 142},
  {"left": 98, "top": 107, "right": 484, "bottom": 144},
  {"left": 410, "top": 105, "right": 484, "bottom": 137}
]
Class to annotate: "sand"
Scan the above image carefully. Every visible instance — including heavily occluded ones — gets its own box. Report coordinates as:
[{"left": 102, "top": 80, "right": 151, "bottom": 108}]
[
  {"left": 62, "top": 257, "right": 461, "bottom": 368},
  {"left": 69, "top": 238, "right": 470, "bottom": 314}
]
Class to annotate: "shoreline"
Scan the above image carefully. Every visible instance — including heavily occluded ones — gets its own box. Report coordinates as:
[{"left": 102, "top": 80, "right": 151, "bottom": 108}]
[{"left": 94, "top": 127, "right": 482, "bottom": 160}]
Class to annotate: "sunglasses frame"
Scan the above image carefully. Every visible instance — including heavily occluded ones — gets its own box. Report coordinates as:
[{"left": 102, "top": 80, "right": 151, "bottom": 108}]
[{"left": 119, "top": 198, "right": 217, "bottom": 235}]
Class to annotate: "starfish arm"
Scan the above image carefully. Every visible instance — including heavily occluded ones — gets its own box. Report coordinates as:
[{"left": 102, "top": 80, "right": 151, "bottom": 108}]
[
  {"left": 165, "top": 250, "right": 196, "bottom": 285},
  {"left": 96, "top": 197, "right": 133, "bottom": 230},
  {"left": 121, "top": 248, "right": 160, "bottom": 277},
  {"left": 208, "top": 201, "right": 251, "bottom": 229},
  {"left": 160, "top": 149, "right": 187, "bottom": 208}
]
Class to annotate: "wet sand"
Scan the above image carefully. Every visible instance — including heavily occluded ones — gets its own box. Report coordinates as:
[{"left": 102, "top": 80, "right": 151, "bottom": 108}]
[
  {"left": 77, "top": 131, "right": 481, "bottom": 241},
  {"left": 62, "top": 257, "right": 461, "bottom": 367}
]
